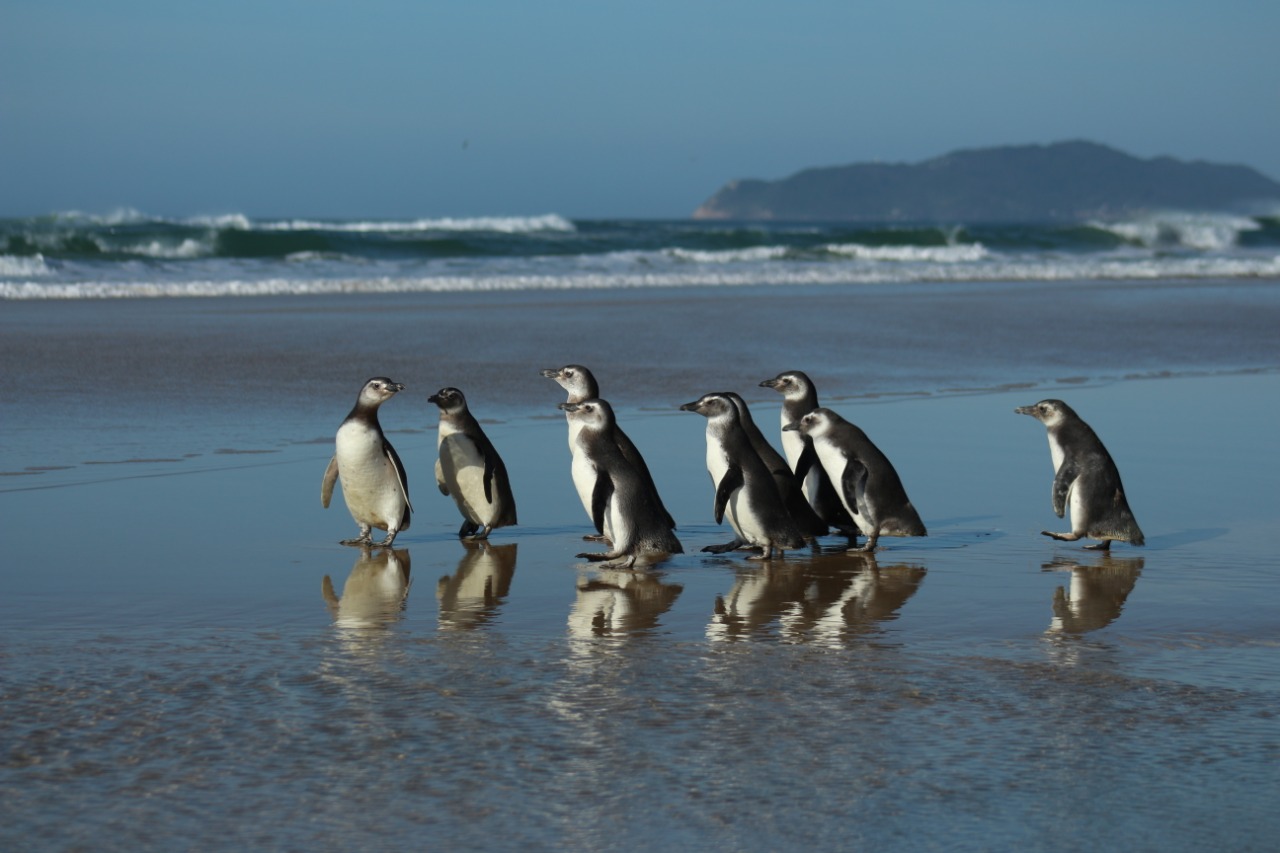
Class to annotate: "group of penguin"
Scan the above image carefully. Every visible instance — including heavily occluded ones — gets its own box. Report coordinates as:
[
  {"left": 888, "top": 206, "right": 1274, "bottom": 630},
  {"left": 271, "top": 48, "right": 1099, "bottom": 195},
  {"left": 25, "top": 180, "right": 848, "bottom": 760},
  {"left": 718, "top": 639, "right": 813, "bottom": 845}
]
[{"left": 322, "top": 366, "right": 1145, "bottom": 568}]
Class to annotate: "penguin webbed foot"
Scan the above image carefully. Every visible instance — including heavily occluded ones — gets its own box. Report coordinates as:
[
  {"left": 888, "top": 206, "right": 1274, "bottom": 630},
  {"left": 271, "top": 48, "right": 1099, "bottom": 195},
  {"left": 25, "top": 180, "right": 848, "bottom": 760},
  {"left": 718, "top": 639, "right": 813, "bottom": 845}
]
[
  {"left": 1042, "top": 530, "right": 1082, "bottom": 542},
  {"left": 340, "top": 535, "right": 374, "bottom": 547},
  {"left": 582, "top": 533, "right": 609, "bottom": 543},
  {"left": 848, "top": 536, "right": 879, "bottom": 553},
  {"left": 701, "top": 538, "right": 746, "bottom": 555},
  {"left": 1084, "top": 540, "right": 1113, "bottom": 551}
]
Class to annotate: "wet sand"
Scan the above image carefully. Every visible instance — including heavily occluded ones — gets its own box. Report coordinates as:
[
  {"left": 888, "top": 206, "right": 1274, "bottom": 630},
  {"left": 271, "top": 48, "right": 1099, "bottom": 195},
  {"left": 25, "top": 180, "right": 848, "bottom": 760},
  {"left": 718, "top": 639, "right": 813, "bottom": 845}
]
[{"left": 2, "top": 278, "right": 1279, "bottom": 851}]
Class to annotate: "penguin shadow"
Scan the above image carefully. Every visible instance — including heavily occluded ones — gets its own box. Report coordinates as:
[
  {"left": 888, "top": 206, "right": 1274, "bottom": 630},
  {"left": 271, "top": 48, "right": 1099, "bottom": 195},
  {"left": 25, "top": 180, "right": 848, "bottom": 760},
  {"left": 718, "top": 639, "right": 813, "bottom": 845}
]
[
  {"left": 567, "top": 568, "right": 684, "bottom": 638},
  {"left": 707, "top": 549, "right": 927, "bottom": 644},
  {"left": 1042, "top": 553, "right": 1144, "bottom": 636},
  {"left": 321, "top": 546, "right": 413, "bottom": 632},
  {"left": 435, "top": 540, "right": 518, "bottom": 631}
]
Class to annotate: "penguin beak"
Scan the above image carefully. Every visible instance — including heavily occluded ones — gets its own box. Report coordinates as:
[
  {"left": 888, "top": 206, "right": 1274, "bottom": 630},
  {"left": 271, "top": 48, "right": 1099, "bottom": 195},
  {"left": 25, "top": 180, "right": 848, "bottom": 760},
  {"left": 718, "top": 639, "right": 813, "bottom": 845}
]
[
  {"left": 1014, "top": 405, "right": 1036, "bottom": 417},
  {"left": 428, "top": 394, "right": 440, "bottom": 405},
  {"left": 678, "top": 401, "right": 700, "bottom": 412},
  {"left": 782, "top": 421, "right": 801, "bottom": 432},
  {"left": 759, "top": 378, "right": 779, "bottom": 389},
  {"left": 539, "top": 368, "right": 560, "bottom": 379},
  {"left": 558, "top": 402, "right": 579, "bottom": 413},
  {"left": 391, "top": 383, "right": 405, "bottom": 393}
]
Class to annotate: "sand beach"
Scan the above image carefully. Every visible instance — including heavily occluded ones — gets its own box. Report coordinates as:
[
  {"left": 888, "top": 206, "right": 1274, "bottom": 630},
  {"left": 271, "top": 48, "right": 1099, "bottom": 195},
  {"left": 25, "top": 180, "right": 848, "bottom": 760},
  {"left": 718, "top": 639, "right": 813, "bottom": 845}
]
[{"left": 2, "top": 275, "right": 1279, "bottom": 850}]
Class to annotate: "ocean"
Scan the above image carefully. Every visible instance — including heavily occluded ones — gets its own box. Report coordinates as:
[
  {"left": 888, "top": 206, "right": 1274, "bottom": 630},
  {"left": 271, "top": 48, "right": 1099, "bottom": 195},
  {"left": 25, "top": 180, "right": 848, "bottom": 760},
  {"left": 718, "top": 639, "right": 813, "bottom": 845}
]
[{"left": 3, "top": 208, "right": 1280, "bottom": 299}]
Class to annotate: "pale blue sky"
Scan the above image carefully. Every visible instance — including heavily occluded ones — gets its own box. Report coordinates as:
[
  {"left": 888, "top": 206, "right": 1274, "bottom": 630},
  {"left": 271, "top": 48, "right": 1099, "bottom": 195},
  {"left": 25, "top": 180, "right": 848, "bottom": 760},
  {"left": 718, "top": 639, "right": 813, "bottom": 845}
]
[{"left": 3, "top": 0, "right": 1277, "bottom": 219}]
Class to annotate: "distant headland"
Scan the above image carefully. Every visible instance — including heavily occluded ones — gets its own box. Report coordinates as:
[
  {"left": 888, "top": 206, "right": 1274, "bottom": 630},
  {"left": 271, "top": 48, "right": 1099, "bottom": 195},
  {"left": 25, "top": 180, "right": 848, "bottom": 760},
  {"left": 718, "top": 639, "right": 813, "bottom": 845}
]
[{"left": 692, "top": 141, "right": 1280, "bottom": 222}]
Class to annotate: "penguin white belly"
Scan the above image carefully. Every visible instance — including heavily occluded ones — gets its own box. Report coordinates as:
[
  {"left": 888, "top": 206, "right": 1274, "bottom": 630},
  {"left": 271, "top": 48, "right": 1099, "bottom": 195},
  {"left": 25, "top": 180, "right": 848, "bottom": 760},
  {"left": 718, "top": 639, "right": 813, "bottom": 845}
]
[
  {"left": 565, "top": 415, "right": 585, "bottom": 456},
  {"left": 604, "top": 487, "right": 634, "bottom": 553},
  {"left": 571, "top": 449, "right": 613, "bottom": 541},
  {"left": 812, "top": 440, "right": 871, "bottom": 534},
  {"left": 335, "top": 422, "right": 403, "bottom": 528},
  {"left": 439, "top": 433, "right": 495, "bottom": 526}
]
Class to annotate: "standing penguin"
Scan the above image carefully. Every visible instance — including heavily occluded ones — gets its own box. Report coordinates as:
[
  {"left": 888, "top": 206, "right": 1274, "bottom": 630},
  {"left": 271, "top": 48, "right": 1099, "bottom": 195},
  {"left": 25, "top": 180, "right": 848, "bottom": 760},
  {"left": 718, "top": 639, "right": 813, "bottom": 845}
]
[
  {"left": 541, "top": 364, "right": 676, "bottom": 540},
  {"left": 428, "top": 387, "right": 517, "bottom": 540},
  {"left": 560, "top": 399, "right": 683, "bottom": 568},
  {"left": 723, "top": 391, "right": 828, "bottom": 541},
  {"left": 322, "top": 377, "right": 413, "bottom": 547},
  {"left": 759, "top": 371, "right": 855, "bottom": 536},
  {"left": 682, "top": 392, "right": 806, "bottom": 560},
  {"left": 786, "top": 408, "right": 926, "bottom": 552},
  {"left": 1015, "top": 399, "right": 1144, "bottom": 550}
]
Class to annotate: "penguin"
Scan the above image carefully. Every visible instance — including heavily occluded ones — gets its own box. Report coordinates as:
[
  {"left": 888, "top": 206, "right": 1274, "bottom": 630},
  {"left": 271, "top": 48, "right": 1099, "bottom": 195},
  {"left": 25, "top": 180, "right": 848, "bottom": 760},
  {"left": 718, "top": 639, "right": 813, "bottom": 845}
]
[
  {"left": 1015, "top": 399, "right": 1145, "bottom": 550},
  {"left": 321, "top": 377, "right": 412, "bottom": 547},
  {"left": 541, "top": 364, "right": 676, "bottom": 539},
  {"left": 785, "top": 408, "right": 926, "bottom": 552},
  {"left": 722, "top": 391, "right": 829, "bottom": 540},
  {"left": 559, "top": 399, "right": 683, "bottom": 568},
  {"left": 681, "top": 392, "right": 806, "bottom": 560},
  {"left": 759, "top": 371, "right": 856, "bottom": 537},
  {"left": 428, "top": 387, "right": 517, "bottom": 540}
]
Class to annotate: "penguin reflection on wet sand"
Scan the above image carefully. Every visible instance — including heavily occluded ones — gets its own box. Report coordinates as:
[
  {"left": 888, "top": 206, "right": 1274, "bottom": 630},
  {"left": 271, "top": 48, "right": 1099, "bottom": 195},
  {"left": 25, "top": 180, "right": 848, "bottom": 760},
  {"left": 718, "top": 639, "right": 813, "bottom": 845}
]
[
  {"left": 429, "top": 387, "right": 517, "bottom": 540},
  {"left": 786, "top": 408, "right": 927, "bottom": 552},
  {"left": 760, "top": 371, "right": 857, "bottom": 538},
  {"left": 321, "top": 546, "right": 412, "bottom": 630},
  {"left": 681, "top": 392, "right": 806, "bottom": 560},
  {"left": 541, "top": 364, "right": 676, "bottom": 541},
  {"left": 1015, "top": 399, "right": 1144, "bottom": 551},
  {"left": 322, "top": 377, "right": 413, "bottom": 547},
  {"left": 560, "top": 399, "right": 683, "bottom": 568}
]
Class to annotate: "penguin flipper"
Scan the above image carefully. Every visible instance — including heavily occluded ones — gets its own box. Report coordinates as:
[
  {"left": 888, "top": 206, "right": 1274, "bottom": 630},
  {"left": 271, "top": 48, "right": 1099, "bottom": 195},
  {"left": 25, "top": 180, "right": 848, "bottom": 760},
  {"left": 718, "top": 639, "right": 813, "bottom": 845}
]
[
  {"left": 591, "top": 471, "right": 615, "bottom": 536},
  {"left": 384, "top": 440, "right": 414, "bottom": 513},
  {"left": 482, "top": 451, "right": 496, "bottom": 504},
  {"left": 714, "top": 465, "right": 744, "bottom": 525},
  {"left": 794, "top": 439, "right": 818, "bottom": 481},
  {"left": 321, "top": 455, "right": 339, "bottom": 508},
  {"left": 1051, "top": 464, "right": 1075, "bottom": 519}
]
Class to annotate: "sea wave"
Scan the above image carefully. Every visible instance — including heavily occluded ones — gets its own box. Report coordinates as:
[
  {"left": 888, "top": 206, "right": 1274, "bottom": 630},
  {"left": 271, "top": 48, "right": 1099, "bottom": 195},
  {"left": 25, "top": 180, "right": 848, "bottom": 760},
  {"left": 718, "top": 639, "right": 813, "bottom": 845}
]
[
  {"left": 824, "top": 243, "right": 989, "bottom": 262},
  {"left": 0, "top": 254, "right": 51, "bottom": 276},
  {"left": 1090, "top": 211, "right": 1262, "bottom": 251},
  {"left": 255, "top": 214, "right": 577, "bottom": 234},
  {"left": 6, "top": 253, "right": 1279, "bottom": 300}
]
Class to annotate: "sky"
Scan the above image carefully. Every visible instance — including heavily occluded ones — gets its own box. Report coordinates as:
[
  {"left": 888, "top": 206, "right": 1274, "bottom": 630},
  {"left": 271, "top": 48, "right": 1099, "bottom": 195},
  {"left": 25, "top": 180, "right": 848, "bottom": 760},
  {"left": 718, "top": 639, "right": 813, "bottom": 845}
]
[{"left": 3, "top": 0, "right": 1278, "bottom": 220}]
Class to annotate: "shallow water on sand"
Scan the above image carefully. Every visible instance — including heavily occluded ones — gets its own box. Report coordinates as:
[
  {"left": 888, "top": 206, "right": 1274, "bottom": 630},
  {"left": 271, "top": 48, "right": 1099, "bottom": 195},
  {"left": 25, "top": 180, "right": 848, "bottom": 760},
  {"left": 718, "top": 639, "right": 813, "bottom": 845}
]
[
  {"left": 4, "top": 373, "right": 1279, "bottom": 850},
  {"left": 2, "top": 284, "right": 1279, "bottom": 850}
]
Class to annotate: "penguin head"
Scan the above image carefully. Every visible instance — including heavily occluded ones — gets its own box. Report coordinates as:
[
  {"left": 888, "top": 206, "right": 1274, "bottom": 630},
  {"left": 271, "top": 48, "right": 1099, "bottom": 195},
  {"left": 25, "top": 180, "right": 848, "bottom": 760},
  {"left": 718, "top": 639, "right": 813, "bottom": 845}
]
[
  {"left": 1015, "top": 399, "right": 1073, "bottom": 428},
  {"left": 559, "top": 398, "right": 615, "bottom": 430},
  {"left": 357, "top": 377, "right": 405, "bottom": 407},
  {"left": 785, "top": 407, "right": 836, "bottom": 437},
  {"left": 759, "top": 370, "right": 813, "bottom": 399},
  {"left": 428, "top": 387, "right": 468, "bottom": 415},
  {"left": 679, "top": 392, "right": 737, "bottom": 420},
  {"left": 541, "top": 364, "right": 599, "bottom": 402}
]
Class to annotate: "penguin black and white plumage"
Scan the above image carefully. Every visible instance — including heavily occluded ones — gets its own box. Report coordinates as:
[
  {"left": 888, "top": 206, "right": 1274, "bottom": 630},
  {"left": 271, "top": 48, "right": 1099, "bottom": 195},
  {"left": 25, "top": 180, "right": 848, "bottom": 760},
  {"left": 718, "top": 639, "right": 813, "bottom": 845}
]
[
  {"left": 560, "top": 399, "right": 683, "bottom": 568},
  {"left": 428, "top": 387, "right": 517, "bottom": 540},
  {"left": 759, "top": 371, "right": 856, "bottom": 537},
  {"left": 723, "top": 391, "right": 829, "bottom": 541},
  {"left": 321, "top": 377, "right": 413, "bottom": 547},
  {"left": 786, "top": 408, "right": 926, "bottom": 552},
  {"left": 681, "top": 392, "right": 806, "bottom": 560},
  {"left": 541, "top": 364, "right": 676, "bottom": 540},
  {"left": 1015, "top": 399, "right": 1144, "bottom": 550}
]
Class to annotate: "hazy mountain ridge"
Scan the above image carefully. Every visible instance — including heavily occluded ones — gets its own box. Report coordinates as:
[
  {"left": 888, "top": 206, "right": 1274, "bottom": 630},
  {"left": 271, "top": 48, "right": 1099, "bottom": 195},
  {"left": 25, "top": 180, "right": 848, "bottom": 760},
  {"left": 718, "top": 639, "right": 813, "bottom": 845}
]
[{"left": 693, "top": 141, "right": 1280, "bottom": 222}]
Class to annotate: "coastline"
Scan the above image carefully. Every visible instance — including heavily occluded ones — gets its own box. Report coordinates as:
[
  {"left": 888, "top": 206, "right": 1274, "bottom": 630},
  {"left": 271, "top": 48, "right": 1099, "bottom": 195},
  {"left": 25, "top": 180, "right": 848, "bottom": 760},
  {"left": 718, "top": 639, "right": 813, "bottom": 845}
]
[{"left": 2, "top": 279, "right": 1279, "bottom": 850}]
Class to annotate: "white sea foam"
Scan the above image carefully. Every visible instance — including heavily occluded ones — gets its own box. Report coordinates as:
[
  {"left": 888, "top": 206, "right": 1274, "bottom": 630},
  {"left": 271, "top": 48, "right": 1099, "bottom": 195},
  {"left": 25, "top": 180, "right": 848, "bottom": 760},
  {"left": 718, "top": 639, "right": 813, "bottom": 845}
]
[
  {"left": 0, "top": 254, "right": 51, "bottom": 277},
  {"left": 824, "top": 243, "right": 989, "bottom": 262},
  {"left": 127, "top": 239, "right": 210, "bottom": 259},
  {"left": 257, "top": 214, "right": 577, "bottom": 234},
  {"left": 1093, "top": 211, "right": 1261, "bottom": 251},
  {"left": 668, "top": 246, "right": 790, "bottom": 263},
  {"left": 5, "top": 252, "right": 1279, "bottom": 299}
]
